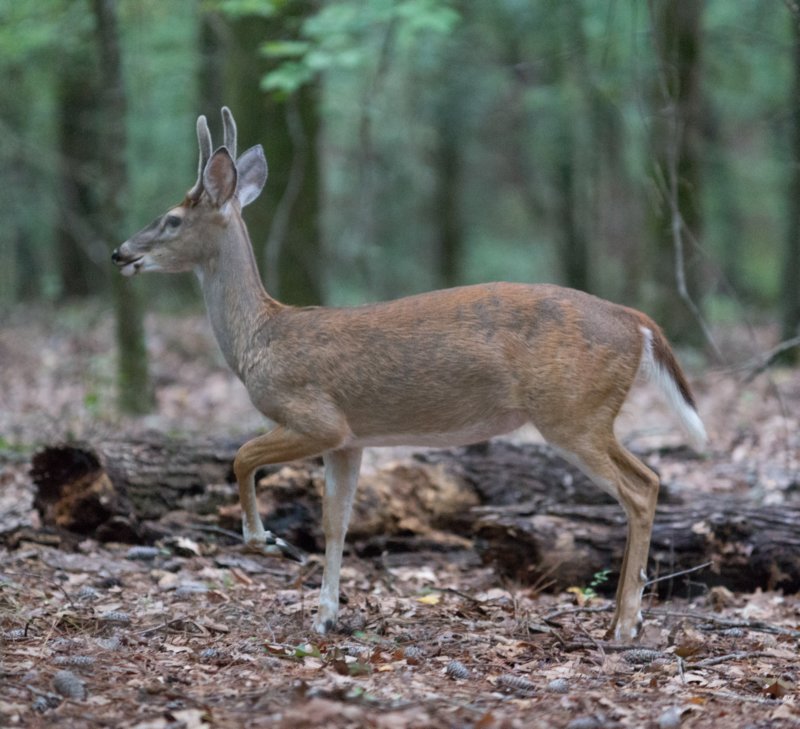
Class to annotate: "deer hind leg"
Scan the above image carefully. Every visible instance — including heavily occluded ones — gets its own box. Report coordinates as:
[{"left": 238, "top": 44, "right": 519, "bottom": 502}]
[
  {"left": 314, "top": 447, "right": 363, "bottom": 634},
  {"left": 546, "top": 430, "right": 660, "bottom": 642}
]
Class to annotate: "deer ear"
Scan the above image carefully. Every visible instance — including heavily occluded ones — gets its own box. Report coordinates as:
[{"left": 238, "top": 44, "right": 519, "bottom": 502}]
[
  {"left": 203, "top": 148, "right": 237, "bottom": 208},
  {"left": 236, "top": 145, "right": 268, "bottom": 207}
]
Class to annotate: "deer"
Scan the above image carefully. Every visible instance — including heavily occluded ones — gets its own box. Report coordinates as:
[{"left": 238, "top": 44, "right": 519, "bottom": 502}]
[{"left": 112, "top": 107, "right": 707, "bottom": 642}]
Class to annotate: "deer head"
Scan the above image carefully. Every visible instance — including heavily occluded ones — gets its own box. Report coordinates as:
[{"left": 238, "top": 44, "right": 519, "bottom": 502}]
[{"left": 111, "top": 107, "right": 268, "bottom": 277}]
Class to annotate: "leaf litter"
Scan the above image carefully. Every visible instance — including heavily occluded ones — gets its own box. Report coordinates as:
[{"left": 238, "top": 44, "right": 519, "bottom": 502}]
[{"left": 1, "top": 306, "right": 800, "bottom": 727}]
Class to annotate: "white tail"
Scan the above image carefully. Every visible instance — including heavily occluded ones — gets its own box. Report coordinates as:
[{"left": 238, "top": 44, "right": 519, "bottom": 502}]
[
  {"left": 113, "top": 108, "right": 707, "bottom": 642},
  {"left": 639, "top": 326, "right": 708, "bottom": 450}
]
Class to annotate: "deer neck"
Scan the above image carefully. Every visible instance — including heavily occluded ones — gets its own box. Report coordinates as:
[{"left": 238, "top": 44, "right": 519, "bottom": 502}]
[{"left": 196, "top": 213, "right": 279, "bottom": 380}]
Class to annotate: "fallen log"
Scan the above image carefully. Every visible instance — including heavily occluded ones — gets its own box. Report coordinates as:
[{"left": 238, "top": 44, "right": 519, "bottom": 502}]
[
  {"left": 27, "top": 434, "right": 480, "bottom": 548},
  {"left": 29, "top": 433, "right": 253, "bottom": 541},
  {"left": 26, "top": 435, "right": 800, "bottom": 594},
  {"left": 474, "top": 500, "right": 800, "bottom": 595}
]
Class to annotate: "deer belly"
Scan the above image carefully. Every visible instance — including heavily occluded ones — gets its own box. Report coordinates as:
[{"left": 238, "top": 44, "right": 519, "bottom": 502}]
[{"left": 347, "top": 410, "right": 529, "bottom": 448}]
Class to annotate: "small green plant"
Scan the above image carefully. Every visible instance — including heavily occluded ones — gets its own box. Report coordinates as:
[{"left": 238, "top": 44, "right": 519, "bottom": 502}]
[
  {"left": 583, "top": 568, "right": 611, "bottom": 601},
  {"left": 568, "top": 568, "right": 612, "bottom": 605}
]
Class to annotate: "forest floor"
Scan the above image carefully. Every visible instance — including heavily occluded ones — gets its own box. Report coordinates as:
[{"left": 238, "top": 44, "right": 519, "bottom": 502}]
[{"left": 1, "top": 301, "right": 800, "bottom": 728}]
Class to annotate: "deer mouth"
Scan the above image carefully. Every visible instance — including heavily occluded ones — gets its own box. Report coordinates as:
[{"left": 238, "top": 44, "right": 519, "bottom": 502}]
[
  {"left": 119, "top": 258, "right": 144, "bottom": 277},
  {"left": 111, "top": 248, "right": 144, "bottom": 277}
]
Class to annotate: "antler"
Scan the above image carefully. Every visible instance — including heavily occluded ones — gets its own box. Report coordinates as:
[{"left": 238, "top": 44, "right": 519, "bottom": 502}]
[
  {"left": 187, "top": 115, "right": 213, "bottom": 202},
  {"left": 222, "top": 106, "right": 237, "bottom": 161}
]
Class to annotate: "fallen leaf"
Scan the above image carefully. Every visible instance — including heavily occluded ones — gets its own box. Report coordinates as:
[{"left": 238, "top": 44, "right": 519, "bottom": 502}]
[
  {"left": 762, "top": 678, "right": 793, "bottom": 698},
  {"left": 168, "top": 709, "right": 210, "bottom": 729}
]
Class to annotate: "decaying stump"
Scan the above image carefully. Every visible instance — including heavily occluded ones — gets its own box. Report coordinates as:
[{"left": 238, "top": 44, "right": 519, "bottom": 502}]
[{"left": 26, "top": 436, "right": 800, "bottom": 594}]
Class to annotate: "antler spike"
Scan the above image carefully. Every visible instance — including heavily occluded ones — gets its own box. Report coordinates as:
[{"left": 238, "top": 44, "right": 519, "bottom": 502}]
[
  {"left": 222, "top": 106, "right": 237, "bottom": 162},
  {"left": 187, "top": 115, "right": 212, "bottom": 202}
]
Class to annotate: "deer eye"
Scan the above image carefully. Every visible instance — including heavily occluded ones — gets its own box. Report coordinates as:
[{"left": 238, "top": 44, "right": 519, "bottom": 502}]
[{"left": 165, "top": 215, "right": 182, "bottom": 229}]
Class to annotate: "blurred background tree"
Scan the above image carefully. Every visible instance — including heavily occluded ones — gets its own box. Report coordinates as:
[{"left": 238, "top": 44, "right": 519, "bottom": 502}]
[{"left": 1, "top": 0, "right": 798, "bottom": 413}]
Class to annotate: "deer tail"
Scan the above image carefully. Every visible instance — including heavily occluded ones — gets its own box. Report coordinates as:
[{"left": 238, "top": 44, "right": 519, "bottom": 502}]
[{"left": 638, "top": 318, "right": 708, "bottom": 450}]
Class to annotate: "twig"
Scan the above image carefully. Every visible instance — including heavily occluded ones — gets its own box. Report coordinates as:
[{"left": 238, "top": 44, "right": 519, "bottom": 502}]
[
  {"left": 138, "top": 618, "right": 206, "bottom": 636},
  {"left": 686, "top": 650, "right": 780, "bottom": 669},
  {"left": 431, "top": 586, "right": 485, "bottom": 606},
  {"left": 643, "top": 608, "right": 800, "bottom": 639},
  {"left": 738, "top": 335, "right": 800, "bottom": 382},
  {"left": 576, "top": 622, "right": 605, "bottom": 659},
  {"left": 644, "top": 560, "right": 713, "bottom": 587},
  {"left": 188, "top": 524, "right": 243, "bottom": 541},
  {"left": 542, "top": 604, "right": 613, "bottom": 623},
  {"left": 650, "top": 155, "right": 722, "bottom": 360},
  {"left": 694, "top": 689, "right": 783, "bottom": 706},
  {"left": 559, "top": 640, "right": 658, "bottom": 653},
  {"left": 677, "top": 655, "right": 686, "bottom": 684}
]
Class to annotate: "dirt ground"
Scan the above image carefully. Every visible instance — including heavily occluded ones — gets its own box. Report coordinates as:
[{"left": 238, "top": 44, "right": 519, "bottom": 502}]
[{"left": 1, "top": 302, "right": 799, "bottom": 728}]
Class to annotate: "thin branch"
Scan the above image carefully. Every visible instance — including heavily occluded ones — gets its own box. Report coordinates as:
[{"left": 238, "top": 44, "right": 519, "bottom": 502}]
[
  {"left": 738, "top": 335, "right": 800, "bottom": 382},
  {"left": 692, "top": 689, "right": 782, "bottom": 706},
  {"left": 686, "top": 650, "right": 781, "bottom": 669},
  {"left": 643, "top": 608, "right": 800, "bottom": 639},
  {"left": 644, "top": 560, "right": 712, "bottom": 587},
  {"left": 542, "top": 604, "right": 613, "bottom": 623}
]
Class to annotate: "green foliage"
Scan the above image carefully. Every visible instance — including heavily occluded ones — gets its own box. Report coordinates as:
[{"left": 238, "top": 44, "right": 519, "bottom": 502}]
[
  {"left": 213, "top": 0, "right": 280, "bottom": 19},
  {"left": 0, "top": 0, "right": 92, "bottom": 64},
  {"left": 1, "top": 0, "right": 799, "bottom": 351},
  {"left": 259, "top": 0, "right": 460, "bottom": 95}
]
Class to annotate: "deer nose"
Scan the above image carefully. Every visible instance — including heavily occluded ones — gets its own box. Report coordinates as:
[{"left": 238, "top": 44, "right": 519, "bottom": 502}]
[{"left": 111, "top": 249, "right": 121, "bottom": 263}]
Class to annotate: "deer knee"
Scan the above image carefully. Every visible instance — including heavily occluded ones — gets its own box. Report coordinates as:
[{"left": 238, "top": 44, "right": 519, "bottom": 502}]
[{"left": 233, "top": 449, "right": 255, "bottom": 485}]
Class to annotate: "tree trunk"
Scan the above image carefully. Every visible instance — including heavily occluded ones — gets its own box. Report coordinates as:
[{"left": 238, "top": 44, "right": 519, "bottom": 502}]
[
  {"left": 649, "top": 0, "right": 705, "bottom": 345},
  {"left": 781, "top": 12, "right": 800, "bottom": 362},
  {"left": 555, "top": 1, "right": 589, "bottom": 293},
  {"left": 434, "top": 112, "right": 462, "bottom": 289},
  {"left": 213, "top": 10, "right": 323, "bottom": 306},
  {"left": 274, "top": 85, "right": 323, "bottom": 305},
  {"left": 555, "top": 134, "right": 589, "bottom": 293},
  {"left": 92, "top": 0, "right": 153, "bottom": 414},
  {"left": 57, "top": 60, "right": 100, "bottom": 299}
]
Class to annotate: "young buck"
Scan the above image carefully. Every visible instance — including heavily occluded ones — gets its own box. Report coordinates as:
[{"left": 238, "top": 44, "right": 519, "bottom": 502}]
[{"left": 113, "top": 108, "right": 707, "bottom": 641}]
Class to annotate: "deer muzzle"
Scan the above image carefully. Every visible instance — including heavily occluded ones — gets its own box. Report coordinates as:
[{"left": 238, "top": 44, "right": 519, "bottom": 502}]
[{"left": 111, "top": 247, "right": 144, "bottom": 277}]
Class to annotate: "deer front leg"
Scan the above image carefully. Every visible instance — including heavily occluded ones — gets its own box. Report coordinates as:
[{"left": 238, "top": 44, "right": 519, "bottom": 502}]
[
  {"left": 233, "top": 426, "right": 343, "bottom": 549},
  {"left": 314, "top": 447, "right": 362, "bottom": 634}
]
